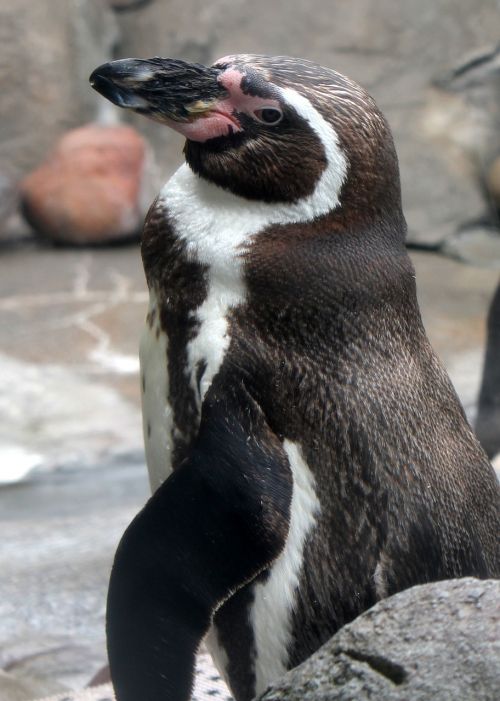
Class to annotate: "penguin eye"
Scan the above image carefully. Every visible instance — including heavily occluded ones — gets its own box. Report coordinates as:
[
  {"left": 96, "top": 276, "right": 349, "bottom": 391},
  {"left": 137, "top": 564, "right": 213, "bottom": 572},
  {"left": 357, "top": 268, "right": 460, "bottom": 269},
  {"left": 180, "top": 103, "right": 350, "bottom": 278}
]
[{"left": 253, "top": 107, "right": 283, "bottom": 125}]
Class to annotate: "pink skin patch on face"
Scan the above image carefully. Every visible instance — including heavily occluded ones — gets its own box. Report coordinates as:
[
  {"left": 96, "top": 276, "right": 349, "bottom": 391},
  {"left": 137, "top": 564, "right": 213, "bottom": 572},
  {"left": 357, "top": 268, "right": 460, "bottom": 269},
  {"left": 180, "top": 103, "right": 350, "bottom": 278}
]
[
  {"left": 168, "top": 106, "right": 241, "bottom": 142},
  {"left": 167, "top": 66, "right": 281, "bottom": 143}
]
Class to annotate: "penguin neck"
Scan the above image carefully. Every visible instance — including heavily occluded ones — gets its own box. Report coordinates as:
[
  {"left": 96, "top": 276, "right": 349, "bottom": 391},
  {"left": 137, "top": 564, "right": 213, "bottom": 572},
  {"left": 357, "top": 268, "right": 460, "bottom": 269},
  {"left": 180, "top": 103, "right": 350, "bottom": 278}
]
[
  {"left": 243, "top": 212, "right": 422, "bottom": 350},
  {"left": 149, "top": 162, "right": 410, "bottom": 304}
]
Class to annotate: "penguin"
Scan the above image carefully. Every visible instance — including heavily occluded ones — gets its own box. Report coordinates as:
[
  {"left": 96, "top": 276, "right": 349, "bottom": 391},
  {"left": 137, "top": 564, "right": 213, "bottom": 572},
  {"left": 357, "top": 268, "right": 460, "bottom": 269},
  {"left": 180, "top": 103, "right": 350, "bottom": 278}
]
[
  {"left": 477, "top": 279, "right": 500, "bottom": 463},
  {"left": 89, "top": 55, "right": 500, "bottom": 701}
]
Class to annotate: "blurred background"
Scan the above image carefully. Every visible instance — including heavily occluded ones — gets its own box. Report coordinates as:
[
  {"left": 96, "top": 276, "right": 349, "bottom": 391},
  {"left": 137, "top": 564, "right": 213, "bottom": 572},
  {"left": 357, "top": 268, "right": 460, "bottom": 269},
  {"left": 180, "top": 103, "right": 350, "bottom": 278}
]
[{"left": 0, "top": 0, "right": 499, "bottom": 698}]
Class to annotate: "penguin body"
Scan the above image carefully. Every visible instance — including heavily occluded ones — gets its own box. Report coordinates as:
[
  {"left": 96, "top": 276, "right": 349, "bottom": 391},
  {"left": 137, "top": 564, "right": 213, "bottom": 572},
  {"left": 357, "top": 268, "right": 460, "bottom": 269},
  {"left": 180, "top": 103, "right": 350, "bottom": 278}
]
[{"left": 90, "top": 55, "right": 500, "bottom": 701}]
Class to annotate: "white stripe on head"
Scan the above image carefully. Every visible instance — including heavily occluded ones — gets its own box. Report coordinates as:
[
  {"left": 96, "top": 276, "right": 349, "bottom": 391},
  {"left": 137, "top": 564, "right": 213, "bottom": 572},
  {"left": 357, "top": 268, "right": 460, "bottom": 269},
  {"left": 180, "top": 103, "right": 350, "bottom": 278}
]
[
  {"left": 161, "top": 86, "right": 348, "bottom": 256},
  {"left": 279, "top": 86, "right": 348, "bottom": 220}
]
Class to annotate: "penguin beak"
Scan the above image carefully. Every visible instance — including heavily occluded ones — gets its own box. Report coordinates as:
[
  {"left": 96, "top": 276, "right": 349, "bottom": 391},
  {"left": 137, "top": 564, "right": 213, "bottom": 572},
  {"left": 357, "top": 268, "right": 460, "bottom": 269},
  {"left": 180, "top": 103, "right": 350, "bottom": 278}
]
[{"left": 89, "top": 57, "right": 229, "bottom": 124}]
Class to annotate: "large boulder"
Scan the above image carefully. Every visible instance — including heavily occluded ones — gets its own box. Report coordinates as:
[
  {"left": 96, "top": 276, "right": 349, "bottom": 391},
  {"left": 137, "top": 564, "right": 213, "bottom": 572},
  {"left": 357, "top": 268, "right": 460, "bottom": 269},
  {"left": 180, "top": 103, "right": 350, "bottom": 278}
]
[
  {"left": 259, "top": 578, "right": 500, "bottom": 701},
  {"left": 20, "top": 125, "right": 151, "bottom": 245},
  {"left": 430, "top": 44, "right": 500, "bottom": 263}
]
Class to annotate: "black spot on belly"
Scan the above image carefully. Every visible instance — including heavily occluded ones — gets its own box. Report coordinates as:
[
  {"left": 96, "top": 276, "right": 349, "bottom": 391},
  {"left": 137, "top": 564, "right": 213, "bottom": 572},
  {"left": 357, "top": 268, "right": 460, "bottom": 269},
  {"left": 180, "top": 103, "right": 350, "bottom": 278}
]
[
  {"left": 147, "top": 421, "right": 151, "bottom": 438},
  {"left": 141, "top": 373, "right": 146, "bottom": 393}
]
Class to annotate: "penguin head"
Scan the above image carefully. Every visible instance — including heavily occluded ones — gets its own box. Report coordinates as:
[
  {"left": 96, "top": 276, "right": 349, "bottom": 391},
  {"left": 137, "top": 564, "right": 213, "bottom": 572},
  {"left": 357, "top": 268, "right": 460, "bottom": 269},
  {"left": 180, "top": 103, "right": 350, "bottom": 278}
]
[{"left": 90, "top": 54, "right": 401, "bottom": 217}]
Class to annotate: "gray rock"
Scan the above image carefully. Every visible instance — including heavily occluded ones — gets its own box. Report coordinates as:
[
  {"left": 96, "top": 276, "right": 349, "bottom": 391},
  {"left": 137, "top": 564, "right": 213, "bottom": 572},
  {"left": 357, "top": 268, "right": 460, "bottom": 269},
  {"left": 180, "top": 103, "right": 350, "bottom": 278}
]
[
  {"left": 430, "top": 43, "right": 500, "bottom": 252},
  {"left": 259, "top": 578, "right": 500, "bottom": 701},
  {"left": 0, "top": 0, "right": 118, "bottom": 183},
  {"left": 0, "top": 458, "right": 149, "bottom": 690},
  {"left": 0, "top": 174, "right": 17, "bottom": 227},
  {"left": 0, "top": 669, "right": 65, "bottom": 701},
  {"left": 441, "top": 227, "right": 500, "bottom": 268}
]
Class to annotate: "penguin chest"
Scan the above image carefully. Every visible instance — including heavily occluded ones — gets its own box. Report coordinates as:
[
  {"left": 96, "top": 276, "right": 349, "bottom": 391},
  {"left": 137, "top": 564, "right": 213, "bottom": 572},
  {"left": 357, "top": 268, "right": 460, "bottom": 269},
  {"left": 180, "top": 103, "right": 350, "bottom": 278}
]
[
  {"left": 141, "top": 165, "right": 258, "bottom": 490},
  {"left": 139, "top": 292, "right": 173, "bottom": 492},
  {"left": 140, "top": 279, "right": 245, "bottom": 491}
]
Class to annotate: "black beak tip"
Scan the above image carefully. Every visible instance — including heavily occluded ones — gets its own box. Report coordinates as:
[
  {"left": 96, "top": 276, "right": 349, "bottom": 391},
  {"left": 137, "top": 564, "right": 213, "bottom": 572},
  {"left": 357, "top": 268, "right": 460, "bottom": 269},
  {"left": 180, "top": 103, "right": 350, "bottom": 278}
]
[
  {"left": 89, "top": 63, "right": 148, "bottom": 110},
  {"left": 89, "top": 62, "right": 110, "bottom": 87}
]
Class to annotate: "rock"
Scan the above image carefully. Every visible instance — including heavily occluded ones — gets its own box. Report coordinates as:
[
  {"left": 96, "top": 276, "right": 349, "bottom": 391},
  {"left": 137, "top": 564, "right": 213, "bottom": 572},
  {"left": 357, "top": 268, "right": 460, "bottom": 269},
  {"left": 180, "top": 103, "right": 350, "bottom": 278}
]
[
  {"left": 1, "top": 639, "right": 103, "bottom": 697},
  {"left": 441, "top": 226, "right": 500, "bottom": 268},
  {"left": 0, "top": 174, "right": 17, "bottom": 229},
  {"left": 259, "top": 578, "right": 500, "bottom": 701},
  {"left": 486, "top": 156, "right": 500, "bottom": 212},
  {"left": 426, "top": 43, "right": 500, "bottom": 247},
  {"left": 0, "top": 1, "right": 119, "bottom": 184},
  {"left": 20, "top": 125, "right": 150, "bottom": 244},
  {"left": 0, "top": 670, "right": 65, "bottom": 701},
  {"left": 476, "top": 279, "right": 500, "bottom": 458}
]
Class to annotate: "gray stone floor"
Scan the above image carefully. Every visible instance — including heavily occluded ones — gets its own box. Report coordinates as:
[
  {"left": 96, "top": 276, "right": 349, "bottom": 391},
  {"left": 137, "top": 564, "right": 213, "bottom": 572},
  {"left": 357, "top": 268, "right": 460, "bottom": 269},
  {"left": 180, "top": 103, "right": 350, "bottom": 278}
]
[{"left": 0, "top": 241, "right": 498, "bottom": 698}]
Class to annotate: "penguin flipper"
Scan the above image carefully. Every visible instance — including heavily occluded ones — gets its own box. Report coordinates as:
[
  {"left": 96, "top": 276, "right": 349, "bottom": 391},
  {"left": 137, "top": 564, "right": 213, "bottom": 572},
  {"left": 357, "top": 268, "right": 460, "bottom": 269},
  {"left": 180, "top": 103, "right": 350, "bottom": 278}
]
[{"left": 106, "top": 386, "right": 293, "bottom": 701}]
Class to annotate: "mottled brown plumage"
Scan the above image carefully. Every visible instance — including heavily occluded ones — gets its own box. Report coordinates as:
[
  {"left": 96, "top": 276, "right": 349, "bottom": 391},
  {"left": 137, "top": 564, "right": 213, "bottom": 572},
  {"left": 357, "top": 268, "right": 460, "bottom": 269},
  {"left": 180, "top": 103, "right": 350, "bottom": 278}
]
[{"left": 90, "top": 54, "right": 500, "bottom": 701}]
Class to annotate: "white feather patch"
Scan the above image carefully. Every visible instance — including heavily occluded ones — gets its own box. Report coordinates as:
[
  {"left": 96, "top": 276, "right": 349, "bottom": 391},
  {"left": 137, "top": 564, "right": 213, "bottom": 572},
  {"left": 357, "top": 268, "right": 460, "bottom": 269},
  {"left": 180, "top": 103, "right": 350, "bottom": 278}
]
[
  {"left": 250, "top": 440, "right": 320, "bottom": 695},
  {"left": 204, "top": 624, "right": 231, "bottom": 687},
  {"left": 492, "top": 452, "right": 500, "bottom": 475},
  {"left": 139, "top": 289, "right": 174, "bottom": 491}
]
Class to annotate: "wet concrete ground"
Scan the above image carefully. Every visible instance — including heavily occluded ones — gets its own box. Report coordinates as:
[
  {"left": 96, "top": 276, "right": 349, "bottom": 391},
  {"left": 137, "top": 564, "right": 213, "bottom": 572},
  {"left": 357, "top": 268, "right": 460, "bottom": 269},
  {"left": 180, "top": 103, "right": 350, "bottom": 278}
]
[{"left": 0, "top": 241, "right": 498, "bottom": 698}]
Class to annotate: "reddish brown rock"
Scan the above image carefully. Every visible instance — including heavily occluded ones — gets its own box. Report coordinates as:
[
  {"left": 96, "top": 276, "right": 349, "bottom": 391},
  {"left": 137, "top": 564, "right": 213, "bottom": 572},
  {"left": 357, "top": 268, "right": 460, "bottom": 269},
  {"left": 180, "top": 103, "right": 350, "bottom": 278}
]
[{"left": 20, "top": 124, "right": 149, "bottom": 245}]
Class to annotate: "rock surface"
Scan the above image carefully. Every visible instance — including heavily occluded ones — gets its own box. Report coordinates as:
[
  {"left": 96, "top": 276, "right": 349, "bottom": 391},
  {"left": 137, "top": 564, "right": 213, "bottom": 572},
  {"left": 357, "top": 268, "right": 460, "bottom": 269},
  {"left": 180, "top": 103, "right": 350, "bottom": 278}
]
[
  {"left": 0, "top": 0, "right": 118, "bottom": 183},
  {"left": 0, "top": 458, "right": 149, "bottom": 692},
  {"left": 259, "top": 578, "right": 500, "bottom": 701},
  {"left": 442, "top": 227, "right": 500, "bottom": 268},
  {"left": 0, "top": 245, "right": 146, "bottom": 478},
  {"left": 0, "top": 670, "right": 65, "bottom": 701},
  {"left": 0, "top": 174, "right": 18, "bottom": 235},
  {"left": 20, "top": 125, "right": 149, "bottom": 244}
]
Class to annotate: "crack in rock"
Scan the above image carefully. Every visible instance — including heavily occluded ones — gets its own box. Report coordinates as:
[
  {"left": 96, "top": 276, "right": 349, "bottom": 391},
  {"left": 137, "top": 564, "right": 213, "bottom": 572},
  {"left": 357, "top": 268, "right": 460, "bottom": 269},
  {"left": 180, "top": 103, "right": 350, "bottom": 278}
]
[{"left": 341, "top": 649, "right": 408, "bottom": 686}]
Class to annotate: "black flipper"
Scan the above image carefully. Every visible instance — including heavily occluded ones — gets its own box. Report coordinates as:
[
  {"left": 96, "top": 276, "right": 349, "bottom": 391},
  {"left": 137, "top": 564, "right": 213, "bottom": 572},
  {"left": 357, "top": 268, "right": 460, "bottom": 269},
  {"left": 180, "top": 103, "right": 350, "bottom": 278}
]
[{"left": 107, "top": 384, "right": 293, "bottom": 701}]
